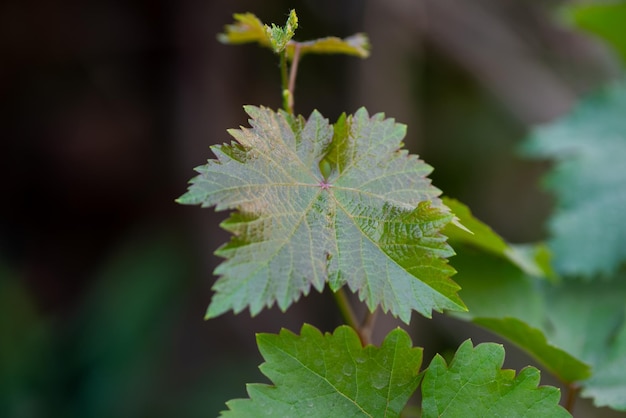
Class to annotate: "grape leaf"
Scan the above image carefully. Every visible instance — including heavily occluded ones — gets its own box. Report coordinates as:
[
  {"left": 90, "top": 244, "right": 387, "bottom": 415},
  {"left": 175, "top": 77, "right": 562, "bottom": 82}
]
[
  {"left": 449, "top": 251, "right": 591, "bottom": 385},
  {"left": 421, "top": 340, "right": 571, "bottom": 418},
  {"left": 178, "top": 106, "right": 465, "bottom": 322},
  {"left": 220, "top": 324, "right": 423, "bottom": 418},
  {"left": 451, "top": 249, "right": 626, "bottom": 410},
  {"left": 216, "top": 11, "right": 298, "bottom": 53},
  {"left": 290, "top": 34, "right": 370, "bottom": 59},
  {"left": 542, "top": 279, "right": 626, "bottom": 410},
  {"left": 524, "top": 82, "right": 626, "bottom": 278},
  {"left": 437, "top": 198, "right": 590, "bottom": 384},
  {"left": 217, "top": 13, "right": 269, "bottom": 47},
  {"left": 217, "top": 11, "right": 370, "bottom": 60}
]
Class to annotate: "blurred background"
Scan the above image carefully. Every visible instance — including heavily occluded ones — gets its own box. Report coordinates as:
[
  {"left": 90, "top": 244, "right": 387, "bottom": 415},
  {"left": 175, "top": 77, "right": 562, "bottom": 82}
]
[{"left": 1, "top": 0, "right": 622, "bottom": 416}]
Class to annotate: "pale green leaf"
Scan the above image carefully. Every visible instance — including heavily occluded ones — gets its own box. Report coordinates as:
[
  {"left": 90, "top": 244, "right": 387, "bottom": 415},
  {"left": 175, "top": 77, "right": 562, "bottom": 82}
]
[
  {"left": 524, "top": 82, "right": 626, "bottom": 278},
  {"left": 286, "top": 34, "right": 370, "bottom": 59},
  {"left": 421, "top": 340, "right": 571, "bottom": 418},
  {"left": 217, "top": 11, "right": 369, "bottom": 60},
  {"left": 178, "top": 106, "right": 465, "bottom": 322},
  {"left": 220, "top": 324, "right": 423, "bottom": 418},
  {"left": 217, "top": 13, "right": 269, "bottom": 47},
  {"left": 217, "top": 10, "right": 298, "bottom": 53}
]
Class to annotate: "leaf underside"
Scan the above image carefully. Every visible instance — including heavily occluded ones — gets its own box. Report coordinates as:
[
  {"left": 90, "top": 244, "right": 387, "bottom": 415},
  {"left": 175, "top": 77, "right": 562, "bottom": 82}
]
[
  {"left": 178, "top": 106, "right": 465, "bottom": 323},
  {"left": 421, "top": 340, "right": 571, "bottom": 418},
  {"left": 220, "top": 324, "right": 423, "bottom": 418}
]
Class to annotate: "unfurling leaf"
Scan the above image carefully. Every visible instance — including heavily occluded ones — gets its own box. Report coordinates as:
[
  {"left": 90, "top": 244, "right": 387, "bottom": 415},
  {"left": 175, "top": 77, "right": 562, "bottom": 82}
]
[
  {"left": 220, "top": 324, "right": 423, "bottom": 418},
  {"left": 178, "top": 106, "right": 465, "bottom": 322},
  {"left": 216, "top": 11, "right": 297, "bottom": 53},
  {"left": 218, "top": 11, "right": 370, "bottom": 60},
  {"left": 422, "top": 340, "right": 571, "bottom": 418},
  {"left": 265, "top": 10, "right": 298, "bottom": 53}
]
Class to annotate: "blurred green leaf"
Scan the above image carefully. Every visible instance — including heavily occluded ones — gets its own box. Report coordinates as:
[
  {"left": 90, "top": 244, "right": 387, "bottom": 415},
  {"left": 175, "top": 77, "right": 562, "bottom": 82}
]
[
  {"left": 473, "top": 317, "right": 591, "bottom": 384},
  {"left": 421, "top": 340, "right": 570, "bottom": 418},
  {"left": 221, "top": 324, "right": 423, "bottom": 417},
  {"left": 448, "top": 251, "right": 590, "bottom": 386},
  {"left": 451, "top": 251, "right": 545, "bottom": 326},
  {"left": 0, "top": 264, "right": 51, "bottom": 418},
  {"left": 524, "top": 82, "right": 626, "bottom": 278},
  {"left": 565, "top": 2, "right": 626, "bottom": 64},
  {"left": 444, "top": 197, "right": 508, "bottom": 255},
  {"left": 452, "top": 248, "right": 626, "bottom": 410},
  {"left": 73, "top": 229, "right": 191, "bottom": 418},
  {"left": 542, "top": 279, "right": 626, "bottom": 410},
  {"left": 444, "top": 197, "right": 553, "bottom": 278}
]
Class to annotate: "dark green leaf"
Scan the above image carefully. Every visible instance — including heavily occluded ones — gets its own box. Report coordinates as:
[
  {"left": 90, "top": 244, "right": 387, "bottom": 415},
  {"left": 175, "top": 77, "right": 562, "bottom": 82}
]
[
  {"left": 452, "top": 248, "right": 626, "bottom": 410},
  {"left": 450, "top": 251, "right": 545, "bottom": 325},
  {"left": 422, "top": 340, "right": 570, "bottom": 418},
  {"left": 449, "top": 250, "right": 590, "bottom": 384},
  {"left": 220, "top": 324, "right": 423, "bottom": 418},
  {"left": 473, "top": 317, "right": 591, "bottom": 384},
  {"left": 179, "top": 106, "right": 465, "bottom": 322},
  {"left": 444, "top": 197, "right": 554, "bottom": 278}
]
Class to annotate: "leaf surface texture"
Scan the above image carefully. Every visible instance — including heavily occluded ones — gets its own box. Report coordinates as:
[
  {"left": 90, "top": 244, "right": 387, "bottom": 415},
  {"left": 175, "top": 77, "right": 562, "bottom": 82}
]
[
  {"left": 421, "top": 340, "right": 571, "bottom": 418},
  {"left": 178, "top": 107, "right": 465, "bottom": 322},
  {"left": 220, "top": 324, "right": 423, "bottom": 418}
]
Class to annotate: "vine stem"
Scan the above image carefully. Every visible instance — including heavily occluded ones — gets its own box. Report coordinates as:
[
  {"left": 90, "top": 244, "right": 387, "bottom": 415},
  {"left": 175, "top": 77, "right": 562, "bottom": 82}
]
[
  {"left": 360, "top": 307, "right": 379, "bottom": 345},
  {"left": 333, "top": 288, "right": 360, "bottom": 332},
  {"left": 332, "top": 288, "right": 378, "bottom": 346},
  {"left": 280, "top": 42, "right": 303, "bottom": 114},
  {"left": 280, "top": 51, "right": 290, "bottom": 112},
  {"left": 287, "top": 43, "right": 302, "bottom": 110},
  {"left": 564, "top": 383, "right": 580, "bottom": 414}
]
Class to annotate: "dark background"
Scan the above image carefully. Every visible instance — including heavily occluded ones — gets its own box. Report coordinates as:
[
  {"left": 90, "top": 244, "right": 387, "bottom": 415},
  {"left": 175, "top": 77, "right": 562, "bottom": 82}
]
[{"left": 1, "top": 0, "right": 620, "bottom": 416}]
